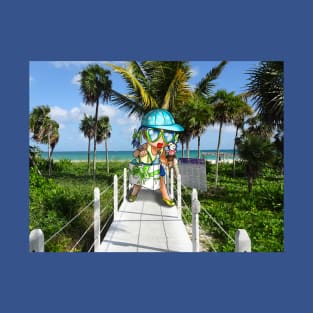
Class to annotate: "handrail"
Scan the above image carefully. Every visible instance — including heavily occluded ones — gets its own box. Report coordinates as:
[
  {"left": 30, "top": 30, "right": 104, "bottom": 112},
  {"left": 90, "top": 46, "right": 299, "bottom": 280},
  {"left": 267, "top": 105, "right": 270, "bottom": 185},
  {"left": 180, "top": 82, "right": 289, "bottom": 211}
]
[{"left": 43, "top": 174, "right": 122, "bottom": 247}]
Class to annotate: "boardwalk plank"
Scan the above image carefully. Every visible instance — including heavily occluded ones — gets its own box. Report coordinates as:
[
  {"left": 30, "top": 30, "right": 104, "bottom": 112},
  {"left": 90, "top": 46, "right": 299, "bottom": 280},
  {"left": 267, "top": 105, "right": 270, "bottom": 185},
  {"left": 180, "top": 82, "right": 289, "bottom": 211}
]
[{"left": 99, "top": 189, "right": 192, "bottom": 252}]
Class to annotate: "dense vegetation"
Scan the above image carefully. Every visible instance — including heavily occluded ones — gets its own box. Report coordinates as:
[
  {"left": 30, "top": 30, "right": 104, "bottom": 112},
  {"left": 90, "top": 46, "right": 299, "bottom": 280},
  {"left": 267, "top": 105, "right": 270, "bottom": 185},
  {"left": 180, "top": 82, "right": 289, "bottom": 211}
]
[
  {"left": 181, "top": 162, "right": 283, "bottom": 252},
  {"left": 29, "top": 158, "right": 283, "bottom": 252},
  {"left": 29, "top": 159, "right": 127, "bottom": 252}
]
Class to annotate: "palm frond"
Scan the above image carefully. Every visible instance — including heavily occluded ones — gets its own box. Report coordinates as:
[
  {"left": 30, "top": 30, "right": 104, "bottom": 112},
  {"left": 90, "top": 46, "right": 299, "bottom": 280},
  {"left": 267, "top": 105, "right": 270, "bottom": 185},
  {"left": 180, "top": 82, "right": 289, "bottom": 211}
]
[
  {"left": 107, "top": 62, "right": 158, "bottom": 109},
  {"left": 195, "top": 61, "right": 227, "bottom": 96}
]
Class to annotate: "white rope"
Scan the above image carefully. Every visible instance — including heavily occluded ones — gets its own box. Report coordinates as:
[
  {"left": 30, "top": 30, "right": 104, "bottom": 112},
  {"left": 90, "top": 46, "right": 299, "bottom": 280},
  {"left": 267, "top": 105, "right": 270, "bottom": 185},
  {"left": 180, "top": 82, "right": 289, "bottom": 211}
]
[
  {"left": 181, "top": 183, "right": 234, "bottom": 243},
  {"left": 44, "top": 199, "right": 94, "bottom": 245},
  {"left": 100, "top": 211, "right": 114, "bottom": 234},
  {"left": 45, "top": 182, "right": 115, "bottom": 245},
  {"left": 100, "top": 201, "right": 112, "bottom": 215},
  {"left": 200, "top": 207, "right": 235, "bottom": 243},
  {"left": 206, "top": 237, "right": 217, "bottom": 252},
  {"left": 70, "top": 220, "right": 95, "bottom": 252},
  {"left": 99, "top": 181, "right": 114, "bottom": 196}
]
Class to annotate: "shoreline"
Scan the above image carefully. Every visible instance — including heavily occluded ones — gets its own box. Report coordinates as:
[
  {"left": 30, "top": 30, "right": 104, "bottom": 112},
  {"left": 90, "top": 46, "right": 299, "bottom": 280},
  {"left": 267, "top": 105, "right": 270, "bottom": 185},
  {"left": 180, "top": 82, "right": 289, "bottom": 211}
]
[{"left": 52, "top": 159, "right": 237, "bottom": 164}]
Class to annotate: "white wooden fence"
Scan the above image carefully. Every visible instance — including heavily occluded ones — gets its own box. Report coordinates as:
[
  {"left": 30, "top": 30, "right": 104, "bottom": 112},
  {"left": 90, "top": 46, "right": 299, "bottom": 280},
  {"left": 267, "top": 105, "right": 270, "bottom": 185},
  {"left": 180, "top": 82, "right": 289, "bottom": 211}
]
[{"left": 29, "top": 168, "right": 251, "bottom": 253}]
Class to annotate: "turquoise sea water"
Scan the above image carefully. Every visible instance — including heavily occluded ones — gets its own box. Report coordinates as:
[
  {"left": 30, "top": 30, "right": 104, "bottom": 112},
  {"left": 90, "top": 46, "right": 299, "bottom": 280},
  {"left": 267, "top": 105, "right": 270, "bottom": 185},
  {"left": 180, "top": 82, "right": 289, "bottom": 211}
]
[{"left": 42, "top": 150, "right": 238, "bottom": 161}]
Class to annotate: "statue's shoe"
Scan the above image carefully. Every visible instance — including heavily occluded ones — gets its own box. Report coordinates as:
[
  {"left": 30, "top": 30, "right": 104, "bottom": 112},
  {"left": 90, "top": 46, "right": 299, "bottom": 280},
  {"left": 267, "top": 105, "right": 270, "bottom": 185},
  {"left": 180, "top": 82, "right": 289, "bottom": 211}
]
[
  {"left": 162, "top": 198, "right": 175, "bottom": 207},
  {"left": 127, "top": 194, "right": 138, "bottom": 202}
]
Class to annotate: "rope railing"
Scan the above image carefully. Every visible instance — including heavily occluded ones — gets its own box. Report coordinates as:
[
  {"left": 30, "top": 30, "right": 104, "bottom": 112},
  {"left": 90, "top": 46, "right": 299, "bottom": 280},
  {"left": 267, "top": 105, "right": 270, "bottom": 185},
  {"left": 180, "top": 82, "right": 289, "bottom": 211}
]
[
  {"left": 179, "top": 183, "right": 235, "bottom": 251},
  {"left": 44, "top": 199, "right": 95, "bottom": 245},
  {"left": 200, "top": 206, "right": 235, "bottom": 244},
  {"left": 70, "top": 220, "right": 95, "bottom": 252},
  {"left": 43, "top": 175, "right": 121, "bottom": 248},
  {"left": 88, "top": 211, "right": 114, "bottom": 252},
  {"left": 180, "top": 183, "right": 235, "bottom": 243}
]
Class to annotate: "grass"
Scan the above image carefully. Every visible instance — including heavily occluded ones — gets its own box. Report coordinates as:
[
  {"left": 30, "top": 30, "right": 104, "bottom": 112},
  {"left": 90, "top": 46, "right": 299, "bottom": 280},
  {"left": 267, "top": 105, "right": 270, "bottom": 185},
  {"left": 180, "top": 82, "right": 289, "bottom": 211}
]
[{"left": 30, "top": 159, "right": 284, "bottom": 252}]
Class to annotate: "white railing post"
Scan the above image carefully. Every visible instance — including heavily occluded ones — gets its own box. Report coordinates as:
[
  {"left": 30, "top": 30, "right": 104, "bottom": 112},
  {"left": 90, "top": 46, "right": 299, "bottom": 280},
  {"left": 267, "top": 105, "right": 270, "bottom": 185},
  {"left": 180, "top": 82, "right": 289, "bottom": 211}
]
[
  {"left": 170, "top": 168, "right": 174, "bottom": 199},
  {"left": 29, "top": 229, "right": 44, "bottom": 252},
  {"left": 123, "top": 168, "right": 127, "bottom": 201},
  {"left": 235, "top": 229, "right": 251, "bottom": 252},
  {"left": 166, "top": 166, "right": 170, "bottom": 194},
  {"left": 192, "top": 188, "right": 200, "bottom": 252},
  {"left": 114, "top": 175, "right": 118, "bottom": 220},
  {"left": 94, "top": 187, "right": 100, "bottom": 252},
  {"left": 177, "top": 174, "right": 182, "bottom": 219}
]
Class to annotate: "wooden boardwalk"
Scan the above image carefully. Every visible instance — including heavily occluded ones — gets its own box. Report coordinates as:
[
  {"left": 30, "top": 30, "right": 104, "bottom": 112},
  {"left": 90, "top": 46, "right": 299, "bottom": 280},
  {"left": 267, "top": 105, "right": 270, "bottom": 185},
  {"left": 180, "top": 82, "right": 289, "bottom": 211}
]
[{"left": 99, "top": 189, "right": 192, "bottom": 252}]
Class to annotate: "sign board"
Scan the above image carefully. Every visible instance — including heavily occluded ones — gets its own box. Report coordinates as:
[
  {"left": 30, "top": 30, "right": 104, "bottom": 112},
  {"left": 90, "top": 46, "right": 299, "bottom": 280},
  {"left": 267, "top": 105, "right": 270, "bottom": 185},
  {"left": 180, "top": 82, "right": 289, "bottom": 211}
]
[{"left": 178, "top": 158, "right": 207, "bottom": 191}]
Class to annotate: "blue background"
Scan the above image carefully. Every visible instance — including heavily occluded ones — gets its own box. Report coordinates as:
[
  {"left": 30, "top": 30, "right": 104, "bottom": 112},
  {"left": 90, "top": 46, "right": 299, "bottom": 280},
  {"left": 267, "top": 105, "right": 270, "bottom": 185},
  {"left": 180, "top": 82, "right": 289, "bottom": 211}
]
[{"left": 1, "top": 0, "right": 312, "bottom": 311}]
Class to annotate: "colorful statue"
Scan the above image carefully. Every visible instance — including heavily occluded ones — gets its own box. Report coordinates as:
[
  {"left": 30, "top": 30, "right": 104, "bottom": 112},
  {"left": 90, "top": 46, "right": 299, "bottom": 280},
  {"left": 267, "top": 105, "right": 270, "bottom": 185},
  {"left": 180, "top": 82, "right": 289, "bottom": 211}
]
[{"left": 128, "top": 109, "right": 184, "bottom": 207}]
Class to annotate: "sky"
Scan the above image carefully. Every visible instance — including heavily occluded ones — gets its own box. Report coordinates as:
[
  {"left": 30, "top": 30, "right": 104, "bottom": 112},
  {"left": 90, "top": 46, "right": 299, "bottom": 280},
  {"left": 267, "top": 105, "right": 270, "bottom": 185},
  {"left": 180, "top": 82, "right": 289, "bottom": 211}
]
[{"left": 29, "top": 60, "right": 259, "bottom": 152}]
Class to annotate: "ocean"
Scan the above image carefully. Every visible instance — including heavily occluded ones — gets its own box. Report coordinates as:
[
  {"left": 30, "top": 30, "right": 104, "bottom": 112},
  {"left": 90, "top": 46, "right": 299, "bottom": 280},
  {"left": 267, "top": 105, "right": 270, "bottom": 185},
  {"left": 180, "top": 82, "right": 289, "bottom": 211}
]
[{"left": 42, "top": 149, "right": 238, "bottom": 161}]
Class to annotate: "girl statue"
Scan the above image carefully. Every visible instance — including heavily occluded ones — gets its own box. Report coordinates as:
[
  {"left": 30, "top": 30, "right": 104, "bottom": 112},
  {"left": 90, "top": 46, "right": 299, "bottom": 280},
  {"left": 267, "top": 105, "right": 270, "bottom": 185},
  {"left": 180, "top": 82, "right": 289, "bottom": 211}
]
[{"left": 128, "top": 109, "right": 184, "bottom": 207}]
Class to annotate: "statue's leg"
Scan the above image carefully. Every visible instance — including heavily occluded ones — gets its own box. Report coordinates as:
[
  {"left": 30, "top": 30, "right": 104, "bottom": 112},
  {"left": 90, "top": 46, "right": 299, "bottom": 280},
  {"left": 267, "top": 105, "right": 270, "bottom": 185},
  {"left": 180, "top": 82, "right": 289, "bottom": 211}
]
[
  {"left": 131, "top": 184, "right": 141, "bottom": 195},
  {"left": 127, "top": 184, "right": 141, "bottom": 202},
  {"left": 159, "top": 176, "right": 170, "bottom": 199},
  {"left": 159, "top": 165, "right": 175, "bottom": 207}
]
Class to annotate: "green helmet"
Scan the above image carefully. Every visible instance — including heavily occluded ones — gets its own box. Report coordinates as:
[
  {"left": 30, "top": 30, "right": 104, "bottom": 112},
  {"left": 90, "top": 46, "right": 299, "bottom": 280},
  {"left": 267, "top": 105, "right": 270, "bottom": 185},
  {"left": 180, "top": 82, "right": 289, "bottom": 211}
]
[{"left": 140, "top": 109, "right": 184, "bottom": 132}]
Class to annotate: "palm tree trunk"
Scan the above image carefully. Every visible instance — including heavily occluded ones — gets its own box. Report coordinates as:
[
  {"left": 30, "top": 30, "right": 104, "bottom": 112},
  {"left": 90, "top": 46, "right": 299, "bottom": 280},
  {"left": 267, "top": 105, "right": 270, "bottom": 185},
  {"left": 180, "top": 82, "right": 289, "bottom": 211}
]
[
  {"left": 232, "top": 126, "right": 239, "bottom": 177},
  {"left": 93, "top": 99, "right": 99, "bottom": 180},
  {"left": 186, "top": 137, "right": 190, "bottom": 158},
  {"left": 87, "top": 137, "right": 91, "bottom": 175},
  {"left": 105, "top": 138, "right": 109, "bottom": 174},
  {"left": 197, "top": 135, "right": 201, "bottom": 158},
  {"left": 214, "top": 122, "right": 223, "bottom": 189},
  {"left": 181, "top": 142, "right": 184, "bottom": 158},
  {"left": 48, "top": 131, "right": 51, "bottom": 176},
  {"left": 248, "top": 176, "right": 253, "bottom": 193}
]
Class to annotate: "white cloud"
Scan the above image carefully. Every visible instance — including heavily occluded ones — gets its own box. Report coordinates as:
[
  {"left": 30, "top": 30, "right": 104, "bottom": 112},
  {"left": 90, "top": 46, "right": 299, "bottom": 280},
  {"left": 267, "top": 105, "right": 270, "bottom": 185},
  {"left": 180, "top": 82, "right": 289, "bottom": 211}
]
[
  {"left": 72, "top": 73, "right": 81, "bottom": 85},
  {"left": 50, "top": 61, "right": 96, "bottom": 68},
  {"left": 49, "top": 103, "right": 119, "bottom": 124},
  {"left": 190, "top": 67, "right": 199, "bottom": 77},
  {"left": 116, "top": 114, "right": 139, "bottom": 126},
  {"left": 29, "top": 76, "right": 33, "bottom": 85},
  {"left": 49, "top": 106, "right": 68, "bottom": 121}
]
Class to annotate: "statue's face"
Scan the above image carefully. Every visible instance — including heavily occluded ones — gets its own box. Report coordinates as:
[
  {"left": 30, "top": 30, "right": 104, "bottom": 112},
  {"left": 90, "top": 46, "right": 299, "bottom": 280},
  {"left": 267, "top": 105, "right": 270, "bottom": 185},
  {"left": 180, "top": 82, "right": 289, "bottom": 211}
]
[{"left": 144, "top": 128, "right": 176, "bottom": 149}]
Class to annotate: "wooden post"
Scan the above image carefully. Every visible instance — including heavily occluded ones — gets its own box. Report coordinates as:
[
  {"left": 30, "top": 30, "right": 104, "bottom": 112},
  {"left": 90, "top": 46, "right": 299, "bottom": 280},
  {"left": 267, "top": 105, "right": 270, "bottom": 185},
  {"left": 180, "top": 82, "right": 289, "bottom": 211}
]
[
  {"left": 192, "top": 188, "right": 200, "bottom": 252},
  {"left": 29, "top": 229, "right": 44, "bottom": 252},
  {"left": 170, "top": 168, "right": 174, "bottom": 199},
  {"left": 123, "top": 168, "right": 127, "bottom": 200},
  {"left": 114, "top": 175, "right": 118, "bottom": 220},
  {"left": 177, "top": 174, "right": 182, "bottom": 219},
  {"left": 94, "top": 187, "right": 100, "bottom": 252},
  {"left": 235, "top": 229, "right": 251, "bottom": 252}
]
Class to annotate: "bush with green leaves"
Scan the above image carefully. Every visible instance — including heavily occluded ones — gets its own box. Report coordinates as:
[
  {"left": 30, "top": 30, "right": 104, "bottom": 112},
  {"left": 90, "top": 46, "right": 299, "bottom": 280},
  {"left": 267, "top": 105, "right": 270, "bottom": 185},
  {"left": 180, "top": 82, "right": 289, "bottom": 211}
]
[{"left": 183, "top": 163, "right": 284, "bottom": 252}]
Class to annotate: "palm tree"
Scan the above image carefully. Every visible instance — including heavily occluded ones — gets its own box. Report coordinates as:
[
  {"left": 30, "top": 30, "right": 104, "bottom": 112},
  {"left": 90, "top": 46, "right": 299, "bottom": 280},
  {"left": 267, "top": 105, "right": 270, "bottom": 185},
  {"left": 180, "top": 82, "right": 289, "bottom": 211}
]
[
  {"left": 238, "top": 134, "right": 275, "bottom": 192},
  {"left": 231, "top": 96, "right": 253, "bottom": 177},
  {"left": 38, "top": 118, "right": 59, "bottom": 176},
  {"left": 211, "top": 89, "right": 238, "bottom": 189},
  {"left": 29, "top": 105, "right": 59, "bottom": 176},
  {"left": 96, "top": 116, "right": 111, "bottom": 174},
  {"left": 246, "top": 61, "right": 284, "bottom": 130},
  {"left": 183, "top": 94, "right": 213, "bottom": 158},
  {"left": 244, "top": 115, "right": 274, "bottom": 138},
  {"left": 79, "top": 114, "right": 95, "bottom": 175},
  {"left": 172, "top": 103, "right": 195, "bottom": 158},
  {"left": 29, "top": 105, "right": 50, "bottom": 140},
  {"left": 107, "top": 61, "right": 193, "bottom": 116},
  {"left": 79, "top": 64, "right": 112, "bottom": 179}
]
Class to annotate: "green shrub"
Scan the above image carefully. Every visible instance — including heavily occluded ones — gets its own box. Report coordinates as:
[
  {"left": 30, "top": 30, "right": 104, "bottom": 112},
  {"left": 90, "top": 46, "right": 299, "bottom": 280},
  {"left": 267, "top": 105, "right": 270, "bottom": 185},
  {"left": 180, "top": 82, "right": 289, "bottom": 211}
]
[{"left": 54, "top": 158, "right": 72, "bottom": 173}]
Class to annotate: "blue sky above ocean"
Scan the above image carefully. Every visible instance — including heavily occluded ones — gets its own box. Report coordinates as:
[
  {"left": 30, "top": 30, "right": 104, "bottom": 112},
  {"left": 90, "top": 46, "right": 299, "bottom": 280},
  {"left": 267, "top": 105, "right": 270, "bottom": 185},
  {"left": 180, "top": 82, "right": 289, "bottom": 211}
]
[{"left": 29, "top": 61, "right": 259, "bottom": 152}]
